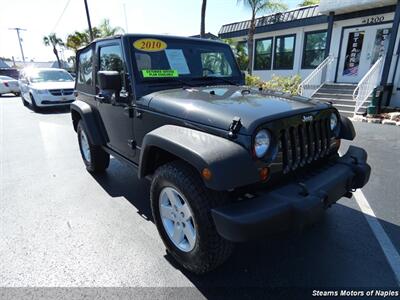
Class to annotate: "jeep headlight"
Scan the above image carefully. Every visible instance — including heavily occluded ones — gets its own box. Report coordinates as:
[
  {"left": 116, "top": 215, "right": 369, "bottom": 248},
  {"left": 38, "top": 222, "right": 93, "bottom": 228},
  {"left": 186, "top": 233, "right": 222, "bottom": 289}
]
[
  {"left": 330, "top": 113, "right": 338, "bottom": 131},
  {"left": 254, "top": 130, "right": 271, "bottom": 158}
]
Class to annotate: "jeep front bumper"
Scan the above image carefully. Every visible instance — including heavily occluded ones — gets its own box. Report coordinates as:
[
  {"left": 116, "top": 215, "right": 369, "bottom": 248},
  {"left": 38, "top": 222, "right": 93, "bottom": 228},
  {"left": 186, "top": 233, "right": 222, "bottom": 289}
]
[{"left": 211, "top": 146, "right": 371, "bottom": 242}]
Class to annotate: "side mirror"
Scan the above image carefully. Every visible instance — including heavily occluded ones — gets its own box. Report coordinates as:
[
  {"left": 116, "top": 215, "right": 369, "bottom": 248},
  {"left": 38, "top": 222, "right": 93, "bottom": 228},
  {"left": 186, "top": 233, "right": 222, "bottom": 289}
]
[{"left": 97, "top": 70, "right": 122, "bottom": 92}]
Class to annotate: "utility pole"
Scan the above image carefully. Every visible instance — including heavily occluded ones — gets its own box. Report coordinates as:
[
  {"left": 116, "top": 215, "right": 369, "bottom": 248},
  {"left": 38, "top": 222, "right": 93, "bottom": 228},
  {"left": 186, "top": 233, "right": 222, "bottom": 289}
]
[
  {"left": 83, "top": 0, "right": 94, "bottom": 41},
  {"left": 8, "top": 28, "right": 26, "bottom": 63},
  {"left": 123, "top": 3, "right": 129, "bottom": 33}
]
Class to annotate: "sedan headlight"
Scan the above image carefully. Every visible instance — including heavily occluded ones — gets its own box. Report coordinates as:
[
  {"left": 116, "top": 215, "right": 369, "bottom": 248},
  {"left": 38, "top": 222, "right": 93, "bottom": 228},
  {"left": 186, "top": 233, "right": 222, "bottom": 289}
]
[
  {"left": 330, "top": 113, "right": 338, "bottom": 131},
  {"left": 34, "top": 89, "right": 48, "bottom": 95},
  {"left": 254, "top": 130, "right": 271, "bottom": 158}
]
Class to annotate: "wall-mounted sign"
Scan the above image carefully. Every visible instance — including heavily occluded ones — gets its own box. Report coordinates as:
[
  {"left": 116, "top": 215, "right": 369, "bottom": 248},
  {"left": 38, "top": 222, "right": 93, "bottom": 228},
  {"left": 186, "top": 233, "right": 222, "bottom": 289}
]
[
  {"left": 371, "top": 28, "right": 391, "bottom": 66},
  {"left": 362, "top": 16, "right": 385, "bottom": 25},
  {"left": 343, "top": 31, "right": 365, "bottom": 76}
]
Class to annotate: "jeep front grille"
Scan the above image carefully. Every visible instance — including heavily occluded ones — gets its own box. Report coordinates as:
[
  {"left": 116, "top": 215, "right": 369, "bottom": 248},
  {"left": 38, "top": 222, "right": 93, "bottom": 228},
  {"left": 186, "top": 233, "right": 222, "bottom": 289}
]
[{"left": 280, "top": 118, "right": 332, "bottom": 174}]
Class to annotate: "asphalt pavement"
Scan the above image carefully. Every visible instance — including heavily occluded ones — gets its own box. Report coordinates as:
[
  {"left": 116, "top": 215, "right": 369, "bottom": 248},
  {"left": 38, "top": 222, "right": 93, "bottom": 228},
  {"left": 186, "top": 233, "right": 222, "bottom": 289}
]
[{"left": 0, "top": 95, "right": 399, "bottom": 298}]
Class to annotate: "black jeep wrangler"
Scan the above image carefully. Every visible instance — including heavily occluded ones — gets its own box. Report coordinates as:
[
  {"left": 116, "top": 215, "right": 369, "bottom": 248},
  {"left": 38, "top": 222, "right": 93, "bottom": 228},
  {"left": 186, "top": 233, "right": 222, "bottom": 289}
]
[{"left": 71, "top": 34, "right": 371, "bottom": 274}]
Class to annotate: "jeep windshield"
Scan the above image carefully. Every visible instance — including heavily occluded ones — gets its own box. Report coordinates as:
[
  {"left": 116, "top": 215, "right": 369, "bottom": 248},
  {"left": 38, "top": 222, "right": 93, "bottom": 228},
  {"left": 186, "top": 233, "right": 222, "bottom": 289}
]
[{"left": 129, "top": 37, "right": 242, "bottom": 90}]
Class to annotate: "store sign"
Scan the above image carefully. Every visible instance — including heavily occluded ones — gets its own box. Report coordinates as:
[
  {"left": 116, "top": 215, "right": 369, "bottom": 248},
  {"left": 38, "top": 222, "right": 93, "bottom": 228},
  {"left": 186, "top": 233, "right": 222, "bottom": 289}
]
[
  {"left": 371, "top": 28, "right": 391, "bottom": 66},
  {"left": 343, "top": 31, "right": 365, "bottom": 76},
  {"left": 362, "top": 16, "right": 385, "bottom": 25}
]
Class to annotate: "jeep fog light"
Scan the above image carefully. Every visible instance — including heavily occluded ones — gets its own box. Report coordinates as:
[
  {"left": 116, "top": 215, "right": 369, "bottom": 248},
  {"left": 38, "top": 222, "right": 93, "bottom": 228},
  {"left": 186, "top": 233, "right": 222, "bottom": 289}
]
[
  {"left": 330, "top": 113, "right": 338, "bottom": 131},
  {"left": 254, "top": 130, "right": 270, "bottom": 158}
]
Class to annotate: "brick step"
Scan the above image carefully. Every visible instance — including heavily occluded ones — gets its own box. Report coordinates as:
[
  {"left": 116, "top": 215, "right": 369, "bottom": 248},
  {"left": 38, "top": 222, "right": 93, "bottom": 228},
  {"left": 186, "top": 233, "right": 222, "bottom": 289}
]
[
  {"left": 332, "top": 104, "right": 368, "bottom": 114},
  {"left": 321, "top": 84, "right": 357, "bottom": 91},
  {"left": 312, "top": 92, "right": 372, "bottom": 100},
  {"left": 314, "top": 98, "right": 371, "bottom": 106},
  {"left": 316, "top": 88, "right": 355, "bottom": 95},
  {"left": 338, "top": 110, "right": 355, "bottom": 118}
]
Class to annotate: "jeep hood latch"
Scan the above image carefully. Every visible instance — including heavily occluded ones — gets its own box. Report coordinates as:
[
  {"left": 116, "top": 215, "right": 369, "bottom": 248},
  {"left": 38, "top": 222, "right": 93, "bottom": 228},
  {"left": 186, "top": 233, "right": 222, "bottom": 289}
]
[{"left": 228, "top": 116, "right": 242, "bottom": 138}]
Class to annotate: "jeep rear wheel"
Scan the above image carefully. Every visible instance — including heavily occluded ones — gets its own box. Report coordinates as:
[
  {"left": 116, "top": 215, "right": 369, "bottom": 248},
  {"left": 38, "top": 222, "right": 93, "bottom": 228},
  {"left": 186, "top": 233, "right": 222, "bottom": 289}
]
[
  {"left": 77, "top": 120, "right": 110, "bottom": 173},
  {"left": 150, "top": 161, "right": 233, "bottom": 274}
]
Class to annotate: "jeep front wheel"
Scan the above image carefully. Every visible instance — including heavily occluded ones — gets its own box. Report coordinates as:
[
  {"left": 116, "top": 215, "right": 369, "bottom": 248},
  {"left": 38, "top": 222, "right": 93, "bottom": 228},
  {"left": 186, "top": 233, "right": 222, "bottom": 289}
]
[
  {"left": 77, "top": 120, "right": 110, "bottom": 173},
  {"left": 150, "top": 161, "right": 233, "bottom": 274}
]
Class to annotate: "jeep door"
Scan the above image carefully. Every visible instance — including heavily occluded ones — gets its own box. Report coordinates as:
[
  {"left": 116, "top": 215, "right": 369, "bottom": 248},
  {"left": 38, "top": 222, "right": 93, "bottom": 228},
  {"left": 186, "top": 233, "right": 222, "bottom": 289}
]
[{"left": 95, "top": 40, "right": 136, "bottom": 160}]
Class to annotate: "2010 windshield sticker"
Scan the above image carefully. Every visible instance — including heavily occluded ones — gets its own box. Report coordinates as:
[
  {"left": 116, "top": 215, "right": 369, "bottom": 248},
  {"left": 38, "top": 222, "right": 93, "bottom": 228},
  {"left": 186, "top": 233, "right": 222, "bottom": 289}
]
[
  {"left": 133, "top": 39, "right": 167, "bottom": 52},
  {"left": 142, "top": 70, "right": 179, "bottom": 78}
]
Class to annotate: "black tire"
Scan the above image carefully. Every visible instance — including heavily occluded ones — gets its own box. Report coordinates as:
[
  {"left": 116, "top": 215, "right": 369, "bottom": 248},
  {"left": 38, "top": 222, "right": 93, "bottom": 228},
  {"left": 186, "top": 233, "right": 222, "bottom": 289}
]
[
  {"left": 150, "top": 161, "right": 234, "bottom": 274},
  {"left": 29, "top": 94, "right": 39, "bottom": 112},
  {"left": 21, "top": 94, "right": 28, "bottom": 106},
  {"left": 77, "top": 120, "right": 110, "bottom": 173}
]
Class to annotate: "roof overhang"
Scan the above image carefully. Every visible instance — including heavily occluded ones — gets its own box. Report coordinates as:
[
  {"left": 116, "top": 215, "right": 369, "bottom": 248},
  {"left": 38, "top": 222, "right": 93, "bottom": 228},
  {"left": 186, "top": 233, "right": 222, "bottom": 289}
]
[{"left": 319, "top": 0, "right": 397, "bottom": 15}]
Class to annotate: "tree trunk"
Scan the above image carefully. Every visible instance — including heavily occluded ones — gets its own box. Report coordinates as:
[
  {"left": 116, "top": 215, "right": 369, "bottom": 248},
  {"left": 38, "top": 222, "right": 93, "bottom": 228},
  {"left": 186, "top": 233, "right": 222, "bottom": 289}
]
[
  {"left": 247, "top": 11, "right": 256, "bottom": 75},
  {"left": 53, "top": 47, "right": 61, "bottom": 69},
  {"left": 200, "top": 0, "right": 207, "bottom": 38}
]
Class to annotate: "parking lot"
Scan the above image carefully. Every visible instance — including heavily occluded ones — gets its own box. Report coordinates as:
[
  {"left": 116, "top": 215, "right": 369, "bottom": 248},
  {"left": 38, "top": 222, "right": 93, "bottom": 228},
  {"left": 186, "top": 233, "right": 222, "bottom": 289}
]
[{"left": 1, "top": 95, "right": 399, "bottom": 296}]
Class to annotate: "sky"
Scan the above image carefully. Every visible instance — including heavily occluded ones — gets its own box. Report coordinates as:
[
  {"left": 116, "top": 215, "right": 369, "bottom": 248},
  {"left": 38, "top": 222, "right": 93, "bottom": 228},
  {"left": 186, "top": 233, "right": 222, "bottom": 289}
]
[{"left": 0, "top": 0, "right": 300, "bottom": 62}]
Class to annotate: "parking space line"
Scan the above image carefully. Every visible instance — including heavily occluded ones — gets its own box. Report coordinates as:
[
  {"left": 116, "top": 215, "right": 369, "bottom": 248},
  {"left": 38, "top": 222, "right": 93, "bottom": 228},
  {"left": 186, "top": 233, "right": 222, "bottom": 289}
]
[{"left": 354, "top": 189, "right": 400, "bottom": 285}]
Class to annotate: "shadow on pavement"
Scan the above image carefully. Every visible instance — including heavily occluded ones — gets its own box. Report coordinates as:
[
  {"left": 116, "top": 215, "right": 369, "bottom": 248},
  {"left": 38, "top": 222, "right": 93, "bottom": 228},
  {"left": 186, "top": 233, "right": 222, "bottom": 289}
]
[
  {"left": 91, "top": 157, "right": 399, "bottom": 292},
  {"left": 34, "top": 105, "right": 71, "bottom": 115},
  {"left": 92, "top": 158, "right": 153, "bottom": 221}
]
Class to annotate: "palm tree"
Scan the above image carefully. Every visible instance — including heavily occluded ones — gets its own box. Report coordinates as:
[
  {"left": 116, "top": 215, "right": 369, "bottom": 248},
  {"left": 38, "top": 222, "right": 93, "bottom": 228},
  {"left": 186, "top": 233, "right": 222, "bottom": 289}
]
[
  {"left": 43, "top": 33, "right": 65, "bottom": 68},
  {"left": 66, "top": 19, "right": 123, "bottom": 52},
  {"left": 237, "top": 0, "right": 287, "bottom": 75},
  {"left": 298, "top": 0, "right": 319, "bottom": 6},
  {"left": 200, "top": 0, "right": 207, "bottom": 38},
  {"left": 98, "top": 19, "right": 124, "bottom": 37}
]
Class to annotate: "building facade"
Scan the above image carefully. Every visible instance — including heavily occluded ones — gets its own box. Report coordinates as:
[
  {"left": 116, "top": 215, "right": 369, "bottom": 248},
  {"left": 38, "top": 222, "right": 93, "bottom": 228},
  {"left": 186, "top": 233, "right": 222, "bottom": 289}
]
[{"left": 219, "top": 0, "right": 400, "bottom": 108}]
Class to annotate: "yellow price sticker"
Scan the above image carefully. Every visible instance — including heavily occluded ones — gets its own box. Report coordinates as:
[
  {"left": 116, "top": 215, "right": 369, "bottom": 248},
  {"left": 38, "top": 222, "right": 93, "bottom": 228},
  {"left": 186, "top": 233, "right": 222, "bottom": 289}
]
[{"left": 133, "top": 39, "right": 167, "bottom": 52}]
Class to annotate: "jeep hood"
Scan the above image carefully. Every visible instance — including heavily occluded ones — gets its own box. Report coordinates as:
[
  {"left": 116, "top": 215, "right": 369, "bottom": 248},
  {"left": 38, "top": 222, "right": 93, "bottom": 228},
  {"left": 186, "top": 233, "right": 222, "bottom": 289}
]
[{"left": 143, "top": 86, "right": 330, "bottom": 135}]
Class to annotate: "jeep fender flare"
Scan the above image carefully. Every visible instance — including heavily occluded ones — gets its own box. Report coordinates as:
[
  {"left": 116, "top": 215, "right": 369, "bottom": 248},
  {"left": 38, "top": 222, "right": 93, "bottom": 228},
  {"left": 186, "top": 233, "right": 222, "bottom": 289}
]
[
  {"left": 70, "top": 100, "right": 107, "bottom": 145},
  {"left": 339, "top": 116, "right": 356, "bottom": 141},
  {"left": 139, "top": 125, "right": 260, "bottom": 191}
]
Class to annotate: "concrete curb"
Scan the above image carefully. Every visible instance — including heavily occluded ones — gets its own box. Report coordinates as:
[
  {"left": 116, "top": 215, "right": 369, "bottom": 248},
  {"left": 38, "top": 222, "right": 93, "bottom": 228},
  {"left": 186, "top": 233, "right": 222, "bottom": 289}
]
[{"left": 349, "top": 116, "right": 400, "bottom": 126}]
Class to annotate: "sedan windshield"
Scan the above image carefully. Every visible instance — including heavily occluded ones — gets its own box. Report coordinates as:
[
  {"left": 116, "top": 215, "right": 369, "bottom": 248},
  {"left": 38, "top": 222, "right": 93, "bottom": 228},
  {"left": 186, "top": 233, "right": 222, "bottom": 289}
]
[
  {"left": 29, "top": 70, "right": 73, "bottom": 83},
  {"left": 130, "top": 37, "right": 240, "bottom": 85}
]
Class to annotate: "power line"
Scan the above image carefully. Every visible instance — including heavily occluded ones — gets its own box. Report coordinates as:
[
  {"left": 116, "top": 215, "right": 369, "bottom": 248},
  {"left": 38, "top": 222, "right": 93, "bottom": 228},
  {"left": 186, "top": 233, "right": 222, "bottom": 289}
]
[{"left": 52, "top": 0, "right": 72, "bottom": 33}]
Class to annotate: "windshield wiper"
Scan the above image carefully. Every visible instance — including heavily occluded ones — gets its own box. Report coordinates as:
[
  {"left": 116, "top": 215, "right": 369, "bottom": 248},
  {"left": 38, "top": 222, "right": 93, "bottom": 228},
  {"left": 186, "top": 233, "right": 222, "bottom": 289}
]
[
  {"left": 145, "top": 77, "right": 195, "bottom": 88},
  {"left": 195, "top": 75, "right": 239, "bottom": 86}
]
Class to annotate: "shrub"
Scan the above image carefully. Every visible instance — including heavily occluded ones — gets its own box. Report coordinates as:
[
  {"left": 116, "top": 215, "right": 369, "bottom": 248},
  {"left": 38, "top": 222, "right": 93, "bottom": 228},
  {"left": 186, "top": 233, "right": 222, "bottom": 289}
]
[
  {"left": 245, "top": 74, "right": 263, "bottom": 87},
  {"left": 245, "top": 74, "right": 302, "bottom": 96},
  {"left": 262, "top": 75, "right": 302, "bottom": 96}
]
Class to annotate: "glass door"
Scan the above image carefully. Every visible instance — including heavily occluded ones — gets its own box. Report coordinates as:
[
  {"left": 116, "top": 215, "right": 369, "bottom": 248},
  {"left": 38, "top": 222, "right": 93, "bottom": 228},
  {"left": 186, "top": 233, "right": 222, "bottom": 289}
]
[
  {"left": 337, "top": 29, "right": 367, "bottom": 83},
  {"left": 337, "top": 25, "right": 391, "bottom": 83}
]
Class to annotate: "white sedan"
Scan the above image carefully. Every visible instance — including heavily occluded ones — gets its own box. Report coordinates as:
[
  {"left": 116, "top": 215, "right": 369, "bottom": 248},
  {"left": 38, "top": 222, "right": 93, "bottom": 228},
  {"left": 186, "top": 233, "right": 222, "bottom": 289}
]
[
  {"left": 19, "top": 68, "right": 75, "bottom": 112},
  {"left": 0, "top": 75, "right": 20, "bottom": 96}
]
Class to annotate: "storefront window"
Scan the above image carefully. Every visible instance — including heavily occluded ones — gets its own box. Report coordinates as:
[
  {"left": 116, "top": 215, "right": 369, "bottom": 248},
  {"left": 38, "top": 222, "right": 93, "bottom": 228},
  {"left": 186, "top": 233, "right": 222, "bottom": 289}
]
[
  {"left": 235, "top": 41, "right": 249, "bottom": 71},
  {"left": 274, "top": 35, "right": 295, "bottom": 69},
  {"left": 302, "top": 31, "right": 327, "bottom": 69},
  {"left": 254, "top": 38, "right": 273, "bottom": 70}
]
